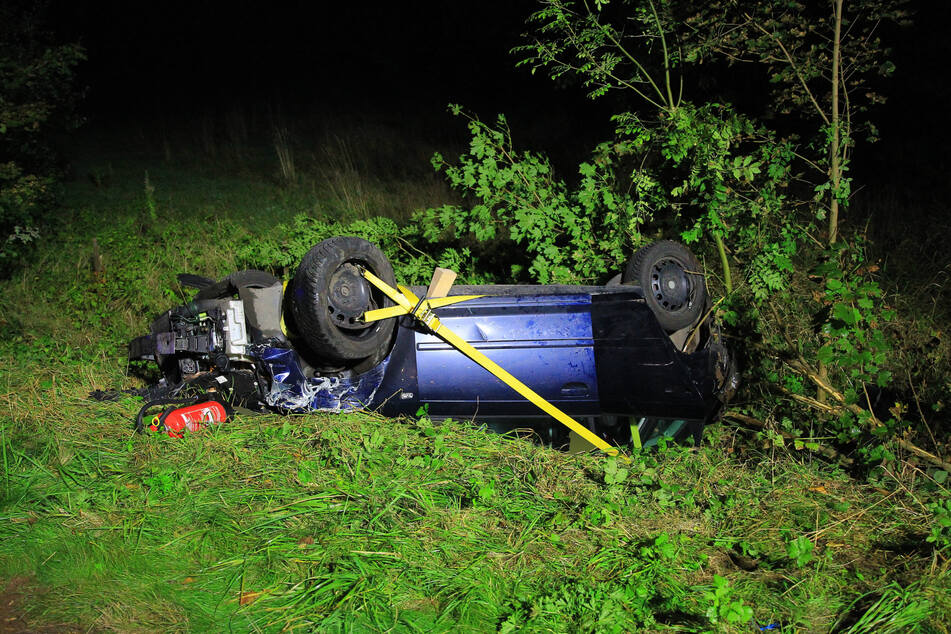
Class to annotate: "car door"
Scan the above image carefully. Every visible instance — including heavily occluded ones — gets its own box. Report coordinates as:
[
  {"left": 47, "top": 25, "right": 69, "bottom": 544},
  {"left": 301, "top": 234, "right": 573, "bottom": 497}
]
[{"left": 414, "top": 293, "right": 601, "bottom": 418}]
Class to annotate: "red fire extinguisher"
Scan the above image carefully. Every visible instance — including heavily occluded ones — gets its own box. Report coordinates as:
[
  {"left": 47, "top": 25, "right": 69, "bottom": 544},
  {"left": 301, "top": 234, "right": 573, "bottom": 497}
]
[
  {"left": 136, "top": 396, "right": 231, "bottom": 438},
  {"left": 150, "top": 400, "right": 227, "bottom": 438}
]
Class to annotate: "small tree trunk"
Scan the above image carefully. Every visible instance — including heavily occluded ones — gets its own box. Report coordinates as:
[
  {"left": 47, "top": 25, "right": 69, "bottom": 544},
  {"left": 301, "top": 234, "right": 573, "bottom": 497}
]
[
  {"left": 714, "top": 233, "right": 732, "bottom": 294},
  {"left": 819, "top": 0, "right": 845, "bottom": 403},
  {"left": 828, "top": 0, "right": 844, "bottom": 246},
  {"left": 91, "top": 238, "right": 104, "bottom": 282}
]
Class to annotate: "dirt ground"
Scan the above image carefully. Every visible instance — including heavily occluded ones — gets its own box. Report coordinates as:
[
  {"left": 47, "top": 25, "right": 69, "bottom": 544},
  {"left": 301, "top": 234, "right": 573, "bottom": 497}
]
[{"left": 0, "top": 577, "right": 81, "bottom": 634}]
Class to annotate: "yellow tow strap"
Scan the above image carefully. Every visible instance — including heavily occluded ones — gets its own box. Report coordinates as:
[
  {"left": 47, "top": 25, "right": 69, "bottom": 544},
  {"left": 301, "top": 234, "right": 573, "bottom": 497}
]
[
  {"left": 361, "top": 269, "right": 621, "bottom": 457},
  {"left": 363, "top": 294, "right": 486, "bottom": 323}
]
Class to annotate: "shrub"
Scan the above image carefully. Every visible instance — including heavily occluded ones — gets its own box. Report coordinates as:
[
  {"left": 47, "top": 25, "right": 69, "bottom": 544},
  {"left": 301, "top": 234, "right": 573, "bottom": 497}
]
[{"left": 0, "top": 1, "right": 84, "bottom": 275}]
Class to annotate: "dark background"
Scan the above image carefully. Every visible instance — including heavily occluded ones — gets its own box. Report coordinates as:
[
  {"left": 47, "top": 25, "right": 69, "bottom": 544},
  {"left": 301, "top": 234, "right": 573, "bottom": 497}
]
[
  {"left": 54, "top": 3, "right": 570, "bottom": 113},
  {"left": 48, "top": 1, "right": 950, "bottom": 189}
]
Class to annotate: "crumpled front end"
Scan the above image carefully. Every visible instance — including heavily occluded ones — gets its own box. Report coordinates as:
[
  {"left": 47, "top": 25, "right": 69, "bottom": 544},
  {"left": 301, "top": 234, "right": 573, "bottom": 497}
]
[
  {"left": 256, "top": 346, "right": 389, "bottom": 413},
  {"left": 128, "top": 271, "right": 389, "bottom": 415}
]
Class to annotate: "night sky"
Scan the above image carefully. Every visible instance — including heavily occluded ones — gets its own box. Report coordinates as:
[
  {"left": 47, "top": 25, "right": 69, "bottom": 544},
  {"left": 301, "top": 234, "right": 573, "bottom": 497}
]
[
  {"left": 54, "top": 3, "right": 587, "bottom": 120},
  {"left": 48, "top": 1, "right": 951, "bottom": 187}
]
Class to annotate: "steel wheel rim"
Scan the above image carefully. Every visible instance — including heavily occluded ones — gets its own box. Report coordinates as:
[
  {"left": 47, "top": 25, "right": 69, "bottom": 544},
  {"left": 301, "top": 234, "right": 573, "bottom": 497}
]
[{"left": 649, "top": 257, "right": 694, "bottom": 313}]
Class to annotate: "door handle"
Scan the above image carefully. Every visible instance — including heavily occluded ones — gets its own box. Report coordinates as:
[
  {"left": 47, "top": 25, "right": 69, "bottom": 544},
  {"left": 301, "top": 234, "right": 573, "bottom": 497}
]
[{"left": 560, "top": 382, "right": 590, "bottom": 398}]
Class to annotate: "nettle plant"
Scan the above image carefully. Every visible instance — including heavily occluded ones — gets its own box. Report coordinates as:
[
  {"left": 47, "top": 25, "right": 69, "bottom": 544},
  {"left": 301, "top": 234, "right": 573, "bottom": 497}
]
[
  {"left": 815, "top": 240, "right": 898, "bottom": 445},
  {"left": 816, "top": 244, "right": 894, "bottom": 394}
]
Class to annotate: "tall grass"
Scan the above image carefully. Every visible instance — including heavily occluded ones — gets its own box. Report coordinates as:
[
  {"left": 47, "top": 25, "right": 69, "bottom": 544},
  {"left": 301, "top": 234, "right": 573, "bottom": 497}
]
[
  {"left": 1, "top": 348, "right": 945, "bottom": 631},
  {"left": 83, "top": 106, "right": 461, "bottom": 225},
  {"left": 273, "top": 125, "right": 296, "bottom": 184}
]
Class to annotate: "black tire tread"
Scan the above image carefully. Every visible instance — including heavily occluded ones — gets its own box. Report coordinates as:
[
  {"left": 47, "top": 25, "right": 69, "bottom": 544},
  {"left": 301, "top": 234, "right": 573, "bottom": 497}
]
[{"left": 291, "top": 237, "right": 396, "bottom": 366}]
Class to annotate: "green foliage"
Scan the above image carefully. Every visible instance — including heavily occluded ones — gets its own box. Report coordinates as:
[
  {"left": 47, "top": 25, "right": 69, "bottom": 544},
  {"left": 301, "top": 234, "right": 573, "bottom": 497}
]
[
  {"left": 0, "top": 2, "right": 84, "bottom": 274},
  {"left": 926, "top": 492, "right": 951, "bottom": 552},
  {"left": 517, "top": 0, "right": 685, "bottom": 110},
  {"left": 520, "top": 0, "right": 907, "bottom": 211},
  {"left": 497, "top": 547, "right": 678, "bottom": 633},
  {"left": 603, "top": 455, "right": 629, "bottom": 487},
  {"left": 614, "top": 104, "right": 799, "bottom": 297},
  {"left": 681, "top": 0, "right": 909, "bottom": 130},
  {"left": 422, "top": 103, "right": 797, "bottom": 291},
  {"left": 838, "top": 582, "right": 931, "bottom": 634},
  {"left": 785, "top": 534, "right": 816, "bottom": 567},
  {"left": 0, "top": 161, "right": 51, "bottom": 268},
  {"left": 416, "top": 108, "right": 650, "bottom": 283},
  {"left": 748, "top": 234, "right": 797, "bottom": 301},
  {"left": 671, "top": 0, "right": 907, "bottom": 246},
  {"left": 518, "top": 0, "right": 804, "bottom": 292},
  {"left": 816, "top": 244, "right": 895, "bottom": 391},
  {"left": 236, "top": 212, "right": 487, "bottom": 286},
  {"left": 702, "top": 575, "right": 754, "bottom": 625}
]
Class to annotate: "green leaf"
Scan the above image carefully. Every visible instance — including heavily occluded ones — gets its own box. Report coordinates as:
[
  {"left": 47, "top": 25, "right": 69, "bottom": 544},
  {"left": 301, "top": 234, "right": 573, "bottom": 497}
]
[
  {"left": 786, "top": 535, "right": 815, "bottom": 567},
  {"left": 876, "top": 370, "right": 893, "bottom": 388},
  {"left": 723, "top": 601, "right": 754, "bottom": 624},
  {"left": 817, "top": 345, "right": 835, "bottom": 364},
  {"left": 832, "top": 303, "right": 858, "bottom": 325},
  {"left": 680, "top": 225, "right": 701, "bottom": 243}
]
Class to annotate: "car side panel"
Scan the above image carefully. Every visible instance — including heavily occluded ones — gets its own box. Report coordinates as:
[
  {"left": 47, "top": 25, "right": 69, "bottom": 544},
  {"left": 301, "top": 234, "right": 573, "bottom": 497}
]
[
  {"left": 371, "top": 287, "right": 713, "bottom": 423},
  {"left": 411, "top": 294, "right": 600, "bottom": 418},
  {"left": 590, "top": 293, "right": 708, "bottom": 419}
]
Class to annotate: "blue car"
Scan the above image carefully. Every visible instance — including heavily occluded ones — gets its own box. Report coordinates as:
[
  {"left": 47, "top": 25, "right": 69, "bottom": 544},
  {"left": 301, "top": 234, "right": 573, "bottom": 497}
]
[{"left": 129, "top": 237, "right": 736, "bottom": 448}]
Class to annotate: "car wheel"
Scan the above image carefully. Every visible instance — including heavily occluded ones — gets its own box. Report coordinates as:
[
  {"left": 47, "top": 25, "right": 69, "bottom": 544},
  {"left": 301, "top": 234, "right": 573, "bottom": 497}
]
[
  {"left": 290, "top": 236, "right": 397, "bottom": 369},
  {"left": 622, "top": 240, "right": 707, "bottom": 332}
]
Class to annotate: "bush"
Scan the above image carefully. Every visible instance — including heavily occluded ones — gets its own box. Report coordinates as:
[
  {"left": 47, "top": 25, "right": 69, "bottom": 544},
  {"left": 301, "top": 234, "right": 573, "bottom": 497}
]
[
  {"left": 235, "top": 213, "right": 489, "bottom": 286},
  {"left": 0, "top": 1, "right": 84, "bottom": 275},
  {"left": 414, "top": 107, "right": 654, "bottom": 284}
]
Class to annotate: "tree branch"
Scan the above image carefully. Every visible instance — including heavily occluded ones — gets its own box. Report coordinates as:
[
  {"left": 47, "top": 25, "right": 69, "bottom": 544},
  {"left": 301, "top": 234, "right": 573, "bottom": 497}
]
[
  {"left": 580, "top": 0, "right": 671, "bottom": 109},
  {"left": 723, "top": 411, "right": 854, "bottom": 465},
  {"left": 745, "top": 13, "right": 831, "bottom": 126},
  {"left": 785, "top": 358, "right": 951, "bottom": 472}
]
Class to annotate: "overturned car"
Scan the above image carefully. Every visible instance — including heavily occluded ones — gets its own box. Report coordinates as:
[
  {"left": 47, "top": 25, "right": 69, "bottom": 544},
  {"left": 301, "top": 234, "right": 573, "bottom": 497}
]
[{"left": 129, "top": 237, "right": 737, "bottom": 449}]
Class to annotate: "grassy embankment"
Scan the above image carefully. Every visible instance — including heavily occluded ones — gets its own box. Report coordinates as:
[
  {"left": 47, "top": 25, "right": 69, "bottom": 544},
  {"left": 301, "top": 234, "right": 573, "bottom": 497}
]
[{"left": 0, "top": 118, "right": 948, "bottom": 631}]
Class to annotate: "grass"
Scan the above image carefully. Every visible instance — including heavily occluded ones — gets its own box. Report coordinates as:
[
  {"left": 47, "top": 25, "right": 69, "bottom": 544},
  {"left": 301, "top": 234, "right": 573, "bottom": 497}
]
[
  {"left": 0, "top": 115, "right": 949, "bottom": 631},
  {"left": 2, "top": 366, "right": 947, "bottom": 631}
]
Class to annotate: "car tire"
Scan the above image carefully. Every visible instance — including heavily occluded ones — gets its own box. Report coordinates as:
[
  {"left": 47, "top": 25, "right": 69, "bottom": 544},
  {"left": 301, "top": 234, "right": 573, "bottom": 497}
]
[
  {"left": 622, "top": 240, "right": 707, "bottom": 332},
  {"left": 290, "top": 236, "right": 397, "bottom": 368}
]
